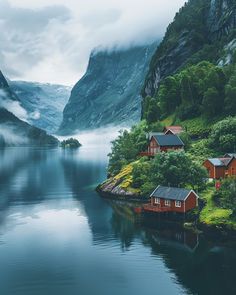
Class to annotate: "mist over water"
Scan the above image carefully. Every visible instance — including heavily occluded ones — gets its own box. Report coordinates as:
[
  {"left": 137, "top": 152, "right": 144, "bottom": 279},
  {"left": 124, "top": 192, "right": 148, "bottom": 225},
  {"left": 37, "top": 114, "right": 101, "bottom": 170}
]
[
  {"left": 57, "top": 126, "right": 129, "bottom": 144},
  {"left": 56, "top": 126, "right": 129, "bottom": 161}
]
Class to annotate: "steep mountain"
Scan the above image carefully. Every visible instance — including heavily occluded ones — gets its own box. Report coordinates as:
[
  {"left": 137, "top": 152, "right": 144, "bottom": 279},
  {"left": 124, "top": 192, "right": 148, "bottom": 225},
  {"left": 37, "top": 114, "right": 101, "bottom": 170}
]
[
  {"left": 143, "top": 0, "right": 236, "bottom": 98},
  {"left": 9, "top": 81, "right": 71, "bottom": 133},
  {"left": 59, "top": 43, "right": 158, "bottom": 134},
  {"left": 0, "top": 71, "right": 19, "bottom": 102},
  {"left": 0, "top": 71, "right": 58, "bottom": 146}
]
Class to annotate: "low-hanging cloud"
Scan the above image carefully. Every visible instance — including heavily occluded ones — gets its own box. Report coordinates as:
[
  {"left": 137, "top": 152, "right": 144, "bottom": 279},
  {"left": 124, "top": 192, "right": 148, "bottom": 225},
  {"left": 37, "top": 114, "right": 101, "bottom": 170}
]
[
  {"left": 1, "top": 0, "right": 186, "bottom": 85},
  {"left": 0, "top": 89, "right": 41, "bottom": 122},
  {"left": 0, "top": 123, "right": 29, "bottom": 146},
  {"left": 0, "top": 89, "right": 28, "bottom": 121}
]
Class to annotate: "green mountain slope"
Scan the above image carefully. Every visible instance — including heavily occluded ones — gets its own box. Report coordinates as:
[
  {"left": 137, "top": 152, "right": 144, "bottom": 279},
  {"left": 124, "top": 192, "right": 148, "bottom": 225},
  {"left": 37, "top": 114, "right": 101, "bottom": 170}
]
[{"left": 142, "top": 0, "right": 236, "bottom": 99}]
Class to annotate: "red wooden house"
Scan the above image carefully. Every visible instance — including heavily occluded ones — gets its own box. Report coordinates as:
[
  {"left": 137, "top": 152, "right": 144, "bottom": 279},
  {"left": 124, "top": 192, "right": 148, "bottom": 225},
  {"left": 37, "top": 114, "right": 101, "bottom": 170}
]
[
  {"left": 143, "top": 134, "right": 184, "bottom": 156},
  {"left": 143, "top": 186, "right": 199, "bottom": 213},
  {"left": 203, "top": 155, "right": 236, "bottom": 179},
  {"left": 163, "top": 126, "right": 184, "bottom": 135}
]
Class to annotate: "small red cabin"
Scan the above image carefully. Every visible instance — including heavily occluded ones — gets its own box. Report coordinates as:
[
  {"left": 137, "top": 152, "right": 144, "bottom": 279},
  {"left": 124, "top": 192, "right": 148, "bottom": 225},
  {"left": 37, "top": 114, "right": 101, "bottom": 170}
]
[
  {"left": 146, "top": 134, "right": 184, "bottom": 156},
  {"left": 143, "top": 186, "right": 199, "bottom": 213},
  {"left": 203, "top": 155, "right": 236, "bottom": 179},
  {"left": 163, "top": 126, "right": 184, "bottom": 135}
]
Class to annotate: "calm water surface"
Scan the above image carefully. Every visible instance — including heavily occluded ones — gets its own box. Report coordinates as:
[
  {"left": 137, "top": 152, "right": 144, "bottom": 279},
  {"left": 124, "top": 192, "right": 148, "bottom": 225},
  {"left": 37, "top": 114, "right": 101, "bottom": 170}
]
[{"left": 0, "top": 143, "right": 235, "bottom": 295}]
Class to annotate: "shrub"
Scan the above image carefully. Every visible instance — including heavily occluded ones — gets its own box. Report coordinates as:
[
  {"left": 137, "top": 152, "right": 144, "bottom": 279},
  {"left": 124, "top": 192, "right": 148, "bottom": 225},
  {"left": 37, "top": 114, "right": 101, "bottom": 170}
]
[{"left": 208, "top": 116, "right": 236, "bottom": 152}]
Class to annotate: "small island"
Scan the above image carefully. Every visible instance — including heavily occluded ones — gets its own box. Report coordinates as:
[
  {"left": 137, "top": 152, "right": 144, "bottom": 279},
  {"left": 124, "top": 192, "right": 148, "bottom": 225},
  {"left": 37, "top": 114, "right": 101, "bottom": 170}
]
[{"left": 60, "top": 138, "right": 82, "bottom": 149}]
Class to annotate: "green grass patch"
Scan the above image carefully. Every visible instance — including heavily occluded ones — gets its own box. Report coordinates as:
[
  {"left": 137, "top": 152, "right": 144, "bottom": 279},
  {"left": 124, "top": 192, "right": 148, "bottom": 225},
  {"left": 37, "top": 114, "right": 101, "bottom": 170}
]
[
  {"left": 160, "top": 114, "right": 175, "bottom": 127},
  {"left": 180, "top": 117, "right": 213, "bottom": 138},
  {"left": 200, "top": 186, "right": 235, "bottom": 229}
]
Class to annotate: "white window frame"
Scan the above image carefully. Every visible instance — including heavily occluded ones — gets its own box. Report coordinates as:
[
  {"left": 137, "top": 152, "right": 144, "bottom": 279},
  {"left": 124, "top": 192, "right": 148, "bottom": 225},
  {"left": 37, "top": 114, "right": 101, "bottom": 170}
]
[
  {"left": 164, "top": 199, "right": 171, "bottom": 207},
  {"left": 154, "top": 197, "right": 160, "bottom": 204},
  {"left": 175, "top": 200, "right": 182, "bottom": 208}
]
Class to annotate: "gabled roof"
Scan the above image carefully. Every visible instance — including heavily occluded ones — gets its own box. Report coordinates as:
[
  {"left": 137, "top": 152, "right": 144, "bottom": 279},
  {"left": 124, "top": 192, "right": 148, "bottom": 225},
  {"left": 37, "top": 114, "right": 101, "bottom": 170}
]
[
  {"left": 207, "top": 157, "right": 234, "bottom": 167},
  {"left": 164, "top": 126, "right": 184, "bottom": 134},
  {"left": 150, "top": 186, "right": 198, "bottom": 201},
  {"left": 208, "top": 158, "right": 225, "bottom": 167},
  {"left": 224, "top": 153, "right": 236, "bottom": 158},
  {"left": 146, "top": 132, "right": 164, "bottom": 139},
  {"left": 219, "top": 158, "right": 232, "bottom": 166},
  {"left": 152, "top": 134, "right": 184, "bottom": 147}
]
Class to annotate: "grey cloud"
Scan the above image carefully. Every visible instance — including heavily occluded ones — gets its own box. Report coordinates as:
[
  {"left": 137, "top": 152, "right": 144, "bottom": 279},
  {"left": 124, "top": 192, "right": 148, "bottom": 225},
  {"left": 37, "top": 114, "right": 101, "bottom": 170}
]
[
  {"left": 0, "top": 89, "right": 28, "bottom": 120},
  {"left": 0, "top": 0, "right": 71, "bottom": 33},
  {"left": 0, "top": 0, "right": 186, "bottom": 85},
  {"left": 0, "top": 0, "right": 72, "bottom": 78}
]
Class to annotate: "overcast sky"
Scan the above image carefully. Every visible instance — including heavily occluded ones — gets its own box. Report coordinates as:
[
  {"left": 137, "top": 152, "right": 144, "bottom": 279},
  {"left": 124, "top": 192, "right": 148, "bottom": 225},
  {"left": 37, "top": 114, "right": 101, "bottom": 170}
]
[{"left": 0, "top": 0, "right": 185, "bottom": 85}]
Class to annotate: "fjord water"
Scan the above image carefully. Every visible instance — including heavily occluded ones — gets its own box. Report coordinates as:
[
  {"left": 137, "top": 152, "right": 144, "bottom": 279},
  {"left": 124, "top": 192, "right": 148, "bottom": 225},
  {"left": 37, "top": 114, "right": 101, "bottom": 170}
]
[{"left": 0, "top": 143, "right": 235, "bottom": 295}]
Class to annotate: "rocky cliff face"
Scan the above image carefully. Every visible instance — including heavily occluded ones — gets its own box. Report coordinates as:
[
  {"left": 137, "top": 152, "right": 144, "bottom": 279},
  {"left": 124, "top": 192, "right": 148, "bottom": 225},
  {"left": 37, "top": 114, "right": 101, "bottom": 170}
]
[
  {"left": 9, "top": 81, "right": 71, "bottom": 133},
  {"left": 208, "top": 0, "right": 236, "bottom": 39},
  {"left": 59, "top": 43, "right": 157, "bottom": 134},
  {"left": 0, "top": 70, "right": 19, "bottom": 101},
  {"left": 143, "top": 0, "right": 236, "bottom": 98}
]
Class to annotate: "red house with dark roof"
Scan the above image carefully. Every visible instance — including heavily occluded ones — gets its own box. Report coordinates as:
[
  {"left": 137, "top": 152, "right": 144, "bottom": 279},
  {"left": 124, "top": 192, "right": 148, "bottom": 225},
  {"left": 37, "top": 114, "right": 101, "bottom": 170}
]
[
  {"left": 163, "top": 126, "right": 184, "bottom": 135},
  {"left": 146, "top": 134, "right": 184, "bottom": 156},
  {"left": 203, "top": 155, "right": 236, "bottom": 179},
  {"left": 140, "top": 134, "right": 184, "bottom": 157},
  {"left": 143, "top": 186, "right": 199, "bottom": 213}
]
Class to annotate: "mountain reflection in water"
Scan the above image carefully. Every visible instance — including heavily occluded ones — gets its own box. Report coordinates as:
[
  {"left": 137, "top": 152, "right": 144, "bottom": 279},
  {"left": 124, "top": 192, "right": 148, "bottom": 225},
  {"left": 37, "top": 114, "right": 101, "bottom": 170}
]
[{"left": 0, "top": 146, "right": 235, "bottom": 295}]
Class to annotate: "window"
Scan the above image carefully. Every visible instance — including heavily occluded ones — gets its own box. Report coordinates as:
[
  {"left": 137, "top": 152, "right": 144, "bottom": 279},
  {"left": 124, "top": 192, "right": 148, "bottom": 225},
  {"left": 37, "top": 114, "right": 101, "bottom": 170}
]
[
  {"left": 175, "top": 201, "right": 181, "bottom": 208},
  {"left": 154, "top": 198, "right": 160, "bottom": 204},
  {"left": 164, "top": 199, "right": 171, "bottom": 207}
]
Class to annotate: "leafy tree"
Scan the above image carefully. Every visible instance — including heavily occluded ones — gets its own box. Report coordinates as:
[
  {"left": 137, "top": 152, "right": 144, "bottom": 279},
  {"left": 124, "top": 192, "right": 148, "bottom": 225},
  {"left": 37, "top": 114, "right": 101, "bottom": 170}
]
[
  {"left": 225, "top": 68, "right": 236, "bottom": 115},
  {"left": 208, "top": 117, "right": 236, "bottom": 152},
  {"left": 202, "top": 87, "right": 221, "bottom": 117},
  {"left": 213, "top": 178, "right": 236, "bottom": 215},
  {"left": 143, "top": 61, "right": 231, "bottom": 124},
  {"left": 150, "top": 151, "right": 207, "bottom": 189},
  {"left": 108, "top": 121, "right": 148, "bottom": 175},
  {"left": 132, "top": 151, "right": 207, "bottom": 195},
  {"left": 158, "top": 76, "right": 180, "bottom": 115},
  {"left": 146, "top": 98, "right": 161, "bottom": 123},
  {"left": 179, "top": 131, "right": 191, "bottom": 150},
  {"left": 132, "top": 159, "right": 151, "bottom": 193}
]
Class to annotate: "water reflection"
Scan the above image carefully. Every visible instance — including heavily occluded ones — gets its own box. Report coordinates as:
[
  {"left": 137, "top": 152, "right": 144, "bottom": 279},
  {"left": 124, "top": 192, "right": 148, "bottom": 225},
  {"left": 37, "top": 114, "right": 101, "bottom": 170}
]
[
  {"left": 0, "top": 147, "right": 235, "bottom": 295},
  {"left": 108, "top": 200, "right": 236, "bottom": 295}
]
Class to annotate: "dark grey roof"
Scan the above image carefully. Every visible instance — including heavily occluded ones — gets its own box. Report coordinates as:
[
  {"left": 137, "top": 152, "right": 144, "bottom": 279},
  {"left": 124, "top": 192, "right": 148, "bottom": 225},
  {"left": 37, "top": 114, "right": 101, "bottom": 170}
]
[
  {"left": 147, "top": 132, "right": 164, "bottom": 139},
  {"left": 208, "top": 158, "right": 225, "bottom": 167},
  {"left": 150, "top": 186, "right": 197, "bottom": 201},
  {"left": 153, "top": 134, "right": 184, "bottom": 147}
]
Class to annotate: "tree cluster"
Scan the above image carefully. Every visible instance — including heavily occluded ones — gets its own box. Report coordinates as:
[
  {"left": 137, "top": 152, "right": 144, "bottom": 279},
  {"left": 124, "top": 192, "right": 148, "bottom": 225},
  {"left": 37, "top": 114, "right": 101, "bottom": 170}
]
[
  {"left": 143, "top": 61, "right": 236, "bottom": 124},
  {"left": 208, "top": 116, "right": 236, "bottom": 152},
  {"left": 213, "top": 178, "right": 236, "bottom": 215},
  {"left": 132, "top": 151, "right": 207, "bottom": 195},
  {"left": 108, "top": 121, "right": 148, "bottom": 176}
]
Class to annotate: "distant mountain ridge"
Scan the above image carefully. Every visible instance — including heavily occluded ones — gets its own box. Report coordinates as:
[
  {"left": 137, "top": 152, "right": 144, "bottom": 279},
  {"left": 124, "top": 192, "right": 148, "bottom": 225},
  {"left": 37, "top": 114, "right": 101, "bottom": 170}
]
[
  {"left": 0, "top": 70, "right": 58, "bottom": 146},
  {"left": 9, "top": 81, "right": 71, "bottom": 133},
  {"left": 59, "top": 43, "right": 158, "bottom": 134}
]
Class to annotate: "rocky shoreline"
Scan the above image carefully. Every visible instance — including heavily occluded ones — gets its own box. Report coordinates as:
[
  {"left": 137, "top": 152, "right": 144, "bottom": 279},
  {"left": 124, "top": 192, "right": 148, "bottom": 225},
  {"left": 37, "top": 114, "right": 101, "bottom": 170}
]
[{"left": 96, "top": 179, "right": 146, "bottom": 203}]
